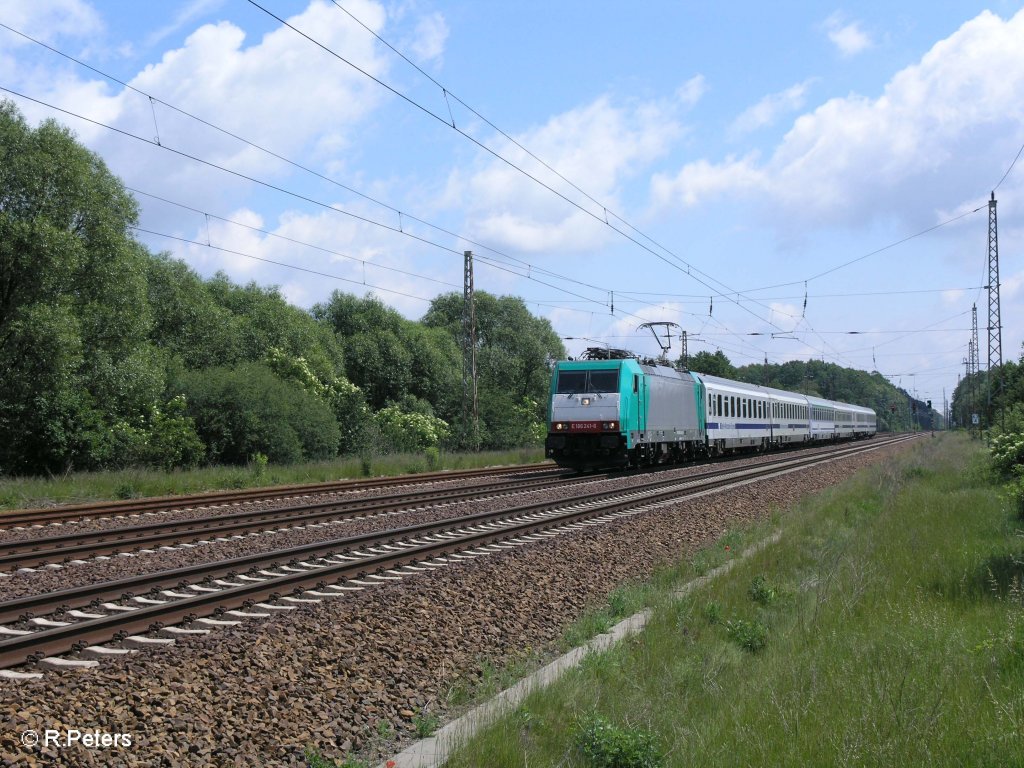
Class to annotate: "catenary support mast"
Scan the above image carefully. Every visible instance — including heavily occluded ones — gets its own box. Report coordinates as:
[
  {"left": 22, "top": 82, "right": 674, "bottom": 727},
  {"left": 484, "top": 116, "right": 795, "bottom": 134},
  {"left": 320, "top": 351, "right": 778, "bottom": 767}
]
[
  {"left": 462, "top": 250, "right": 479, "bottom": 447},
  {"left": 988, "top": 192, "right": 1003, "bottom": 427}
]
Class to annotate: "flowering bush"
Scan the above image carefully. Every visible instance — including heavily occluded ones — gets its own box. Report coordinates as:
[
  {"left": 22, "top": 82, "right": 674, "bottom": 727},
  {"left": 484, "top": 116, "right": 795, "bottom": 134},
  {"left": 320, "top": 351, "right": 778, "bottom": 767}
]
[
  {"left": 373, "top": 406, "right": 450, "bottom": 454},
  {"left": 990, "top": 433, "right": 1024, "bottom": 478},
  {"left": 93, "top": 395, "right": 205, "bottom": 471},
  {"left": 266, "top": 347, "right": 372, "bottom": 454}
]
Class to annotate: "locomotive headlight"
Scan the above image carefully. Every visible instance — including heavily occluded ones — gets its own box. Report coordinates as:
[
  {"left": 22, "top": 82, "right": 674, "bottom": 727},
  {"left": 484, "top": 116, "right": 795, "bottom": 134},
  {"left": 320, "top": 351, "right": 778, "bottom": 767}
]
[
  {"left": 603, "top": 421, "right": 619, "bottom": 430},
  {"left": 581, "top": 397, "right": 591, "bottom": 406},
  {"left": 553, "top": 422, "right": 568, "bottom": 431}
]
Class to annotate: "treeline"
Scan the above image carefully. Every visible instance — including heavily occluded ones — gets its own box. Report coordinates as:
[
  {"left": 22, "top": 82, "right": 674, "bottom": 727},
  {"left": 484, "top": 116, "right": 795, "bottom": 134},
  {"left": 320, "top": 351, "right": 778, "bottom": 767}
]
[
  {"left": 0, "top": 102, "right": 563, "bottom": 476},
  {"left": 683, "top": 350, "right": 936, "bottom": 431},
  {"left": 951, "top": 357, "right": 1024, "bottom": 432}
]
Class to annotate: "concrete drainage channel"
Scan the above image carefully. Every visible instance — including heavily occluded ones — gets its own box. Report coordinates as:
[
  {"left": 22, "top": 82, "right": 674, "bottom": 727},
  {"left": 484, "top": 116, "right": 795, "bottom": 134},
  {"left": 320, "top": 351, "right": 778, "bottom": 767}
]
[{"left": 380, "top": 531, "right": 783, "bottom": 768}]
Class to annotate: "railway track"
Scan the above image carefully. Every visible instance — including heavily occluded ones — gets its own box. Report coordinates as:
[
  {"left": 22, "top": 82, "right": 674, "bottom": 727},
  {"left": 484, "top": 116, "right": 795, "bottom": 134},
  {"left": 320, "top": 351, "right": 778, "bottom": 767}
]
[
  {"left": 0, "top": 462, "right": 559, "bottom": 527},
  {"left": 0, "top": 470, "right": 604, "bottom": 571},
  {"left": 0, "top": 434, "right": 912, "bottom": 672}
]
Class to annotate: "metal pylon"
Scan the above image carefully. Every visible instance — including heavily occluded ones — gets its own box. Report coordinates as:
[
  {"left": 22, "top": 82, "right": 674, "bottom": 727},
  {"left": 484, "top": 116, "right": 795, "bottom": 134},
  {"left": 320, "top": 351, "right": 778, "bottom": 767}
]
[
  {"left": 988, "top": 192, "right": 1003, "bottom": 423},
  {"left": 970, "top": 304, "right": 980, "bottom": 377},
  {"left": 462, "top": 250, "right": 478, "bottom": 446}
]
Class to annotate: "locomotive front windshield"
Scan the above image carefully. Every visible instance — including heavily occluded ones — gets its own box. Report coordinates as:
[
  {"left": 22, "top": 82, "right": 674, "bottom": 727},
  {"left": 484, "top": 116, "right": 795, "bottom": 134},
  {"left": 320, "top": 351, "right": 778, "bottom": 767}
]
[{"left": 556, "top": 369, "right": 619, "bottom": 394}]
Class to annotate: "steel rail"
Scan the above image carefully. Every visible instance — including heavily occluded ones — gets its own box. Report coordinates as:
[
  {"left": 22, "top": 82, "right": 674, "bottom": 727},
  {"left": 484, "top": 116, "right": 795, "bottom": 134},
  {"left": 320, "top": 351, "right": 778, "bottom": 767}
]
[
  {"left": 0, "top": 471, "right": 596, "bottom": 570},
  {"left": 0, "top": 436, "right": 909, "bottom": 627},
  {"left": 0, "top": 435, "right": 912, "bottom": 668},
  {"left": 0, "top": 462, "right": 559, "bottom": 526}
]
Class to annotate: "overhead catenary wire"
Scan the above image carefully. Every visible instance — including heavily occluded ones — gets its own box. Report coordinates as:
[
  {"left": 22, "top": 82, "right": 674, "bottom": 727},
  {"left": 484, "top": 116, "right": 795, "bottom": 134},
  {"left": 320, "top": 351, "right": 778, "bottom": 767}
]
[
  {"left": 994, "top": 139, "right": 1024, "bottom": 192},
  {"left": 0, "top": 86, "right": 960, "bottom": 382},
  {"left": 0, "top": 21, "right": 616, "bottom": 303},
  {"left": 245, "top": 0, "right": 788, "bottom": 332},
  {"left": 1, "top": 18, "right": 940, "bottom": 372},
  {"left": 2, "top": 20, "right": 975, "bottom": 381},
  {"left": 324, "top": 2, "right": 898, "bottom": 368},
  {"left": 129, "top": 187, "right": 461, "bottom": 292},
  {"left": 0, "top": 86, "right": 641, "bottom": 319},
  {"left": 131, "top": 226, "right": 438, "bottom": 305},
  {"left": 0, "top": 76, "right": 785, "bottom": 346},
  {"left": 604, "top": 286, "right": 986, "bottom": 301},
  {"left": 323, "top": 0, "right": 746, "bottom": 302},
  {"left": 4, "top": 18, "right": 796, "bottom": 349},
  {"left": 318, "top": 1, "right": 1004, "bottom": 318}
]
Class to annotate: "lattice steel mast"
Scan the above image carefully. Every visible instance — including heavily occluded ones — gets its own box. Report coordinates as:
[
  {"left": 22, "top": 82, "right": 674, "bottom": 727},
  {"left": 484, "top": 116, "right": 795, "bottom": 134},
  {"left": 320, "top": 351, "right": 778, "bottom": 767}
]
[
  {"left": 971, "top": 304, "right": 980, "bottom": 379},
  {"left": 987, "top": 192, "right": 1003, "bottom": 426},
  {"left": 462, "top": 250, "right": 479, "bottom": 447}
]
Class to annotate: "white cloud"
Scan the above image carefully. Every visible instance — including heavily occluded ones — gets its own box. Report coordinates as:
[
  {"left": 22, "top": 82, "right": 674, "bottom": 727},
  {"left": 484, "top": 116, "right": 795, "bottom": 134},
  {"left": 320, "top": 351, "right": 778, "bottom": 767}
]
[
  {"left": 651, "top": 154, "right": 764, "bottom": 208},
  {"left": 824, "top": 13, "right": 872, "bottom": 57},
  {"left": 729, "top": 79, "right": 815, "bottom": 136},
  {"left": 0, "top": 0, "right": 103, "bottom": 44},
  {"left": 5, "top": 1, "right": 404, "bottom": 219},
  {"left": 408, "top": 11, "right": 448, "bottom": 64},
  {"left": 676, "top": 75, "right": 708, "bottom": 107},
  {"left": 941, "top": 289, "right": 965, "bottom": 305},
  {"left": 653, "top": 10, "right": 1024, "bottom": 232},
  {"left": 446, "top": 91, "right": 689, "bottom": 253},
  {"left": 145, "top": 0, "right": 226, "bottom": 48},
  {"left": 164, "top": 202, "right": 461, "bottom": 316}
]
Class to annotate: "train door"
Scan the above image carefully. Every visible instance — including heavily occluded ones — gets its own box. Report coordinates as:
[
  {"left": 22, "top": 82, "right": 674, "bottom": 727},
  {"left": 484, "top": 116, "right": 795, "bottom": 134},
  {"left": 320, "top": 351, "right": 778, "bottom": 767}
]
[{"left": 634, "top": 373, "right": 646, "bottom": 436}]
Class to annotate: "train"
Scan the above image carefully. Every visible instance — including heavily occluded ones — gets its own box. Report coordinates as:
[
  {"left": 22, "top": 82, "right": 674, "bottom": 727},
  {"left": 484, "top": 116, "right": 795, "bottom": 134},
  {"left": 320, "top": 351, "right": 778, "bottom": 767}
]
[{"left": 544, "top": 349, "right": 876, "bottom": 470}]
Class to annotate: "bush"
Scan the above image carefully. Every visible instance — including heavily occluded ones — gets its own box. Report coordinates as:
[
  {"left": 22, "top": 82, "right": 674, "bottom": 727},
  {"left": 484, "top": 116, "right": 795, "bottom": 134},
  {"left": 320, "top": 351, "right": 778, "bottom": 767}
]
[
  {"left": 176, "top": 363, "right": 340, "bottom": 465},
  {"left": 990, "top": 433, "right": 1024, "bottom": 478},
  {"left": 575, "top": 714, "right": 663, "bottom": 768},
  {"left": 748, "top": 575, "right": 777, "bottom": 605},
  {"left": 265, "top": 346, "right": 373, "bottom": 455},
  {"left": 1002, "top": 475, "right": 1024, "bottom": 519},
  {"left": 725, "top": 618, "right": 768, "bottom": 653},
  {"left": 373, "top": 405, "right": 449, "bottom": 454},
  {"left": 142, "top": 395, "right": 205, "bottom": 470}
]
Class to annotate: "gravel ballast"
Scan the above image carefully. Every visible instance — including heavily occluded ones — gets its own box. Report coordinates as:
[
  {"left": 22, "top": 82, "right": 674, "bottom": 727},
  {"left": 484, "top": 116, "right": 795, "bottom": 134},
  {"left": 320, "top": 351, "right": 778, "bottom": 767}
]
[{"left": 0, "top": 440, "right": 909, "bottom": 767}]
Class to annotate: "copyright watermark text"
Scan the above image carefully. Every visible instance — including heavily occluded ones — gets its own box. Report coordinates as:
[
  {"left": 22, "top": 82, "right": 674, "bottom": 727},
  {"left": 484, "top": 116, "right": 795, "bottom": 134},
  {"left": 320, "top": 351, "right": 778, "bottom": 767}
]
[{"left": 20, "top": 728, "right": 132, "bottom": 749}]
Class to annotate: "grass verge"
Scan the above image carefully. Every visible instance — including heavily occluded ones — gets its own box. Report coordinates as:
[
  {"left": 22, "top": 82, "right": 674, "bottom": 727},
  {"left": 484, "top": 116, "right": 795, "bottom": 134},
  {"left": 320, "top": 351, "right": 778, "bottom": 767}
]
[
  {"left": 0, "top": 447, "right": 546, "bottom": 511},
  {"left": 444, "top": 433, "right": 1024, "bottom": 767}
]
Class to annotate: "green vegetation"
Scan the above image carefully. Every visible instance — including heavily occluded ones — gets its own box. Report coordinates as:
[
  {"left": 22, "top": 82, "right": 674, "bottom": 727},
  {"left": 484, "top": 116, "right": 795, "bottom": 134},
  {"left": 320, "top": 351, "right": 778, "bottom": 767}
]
[
  {"left": 412, "top": 708, "right": 440, "bottom": 739},
  {"left": 953, "top": 355, "right": 1024, "bottom": 432},
  {"left": 0, "top": 447, "right": 544, "bottom": 511},
  {"left": 0, "top": 101, "right": 563, "bottom": 480},
  {"left": 560, "top": 584, "right": 651, "bottom": 652},
  {"left": 574, "top": 714, "right": 663, "bottom": 768},
  {"left": 445, "top": 435, "right": 1024, "bottom": 766},
  {"left": 303, "top": 746, "right": 369, "bottom": 768}
]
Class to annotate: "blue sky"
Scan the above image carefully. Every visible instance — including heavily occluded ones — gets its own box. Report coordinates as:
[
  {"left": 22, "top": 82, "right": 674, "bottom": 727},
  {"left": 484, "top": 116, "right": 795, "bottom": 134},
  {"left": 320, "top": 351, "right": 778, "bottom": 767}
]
[{"left": 2, "top": 0, "right": 1023, "bottom": 410}]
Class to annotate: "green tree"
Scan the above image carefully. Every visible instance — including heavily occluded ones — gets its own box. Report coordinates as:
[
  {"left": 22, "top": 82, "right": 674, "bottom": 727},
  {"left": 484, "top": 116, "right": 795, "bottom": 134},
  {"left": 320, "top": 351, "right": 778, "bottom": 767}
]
[
  {"left": 313, "top": 292, "right": 413, "bottom": 409},
  {"left": 423, "top": 292, "right": 565, "bottom": 449},
  {"left": 265, "top": 346, "right": 372, "bottom": 455},
  {"left": 0, "top": 101, "right": 163, "bottom": 473},
  {"left": 174, "top": 363, "right": 339, "bottom": 465},
  {"left": 684, "top": 350, "right": 737, "bottom": 378},
  {"left": 145, "top": 254, "right": 239, "bottom": 370}
]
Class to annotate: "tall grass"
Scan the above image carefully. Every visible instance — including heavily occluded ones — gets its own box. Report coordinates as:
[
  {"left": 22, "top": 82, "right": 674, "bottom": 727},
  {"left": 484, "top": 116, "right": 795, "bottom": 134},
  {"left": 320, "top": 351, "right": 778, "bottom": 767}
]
[
  {"left": 446, "top": 434, "right": 1024, "bottom": 766},
  {"left": 0, "top": 447, "right": 546, "bottom": 511}
]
